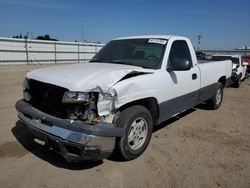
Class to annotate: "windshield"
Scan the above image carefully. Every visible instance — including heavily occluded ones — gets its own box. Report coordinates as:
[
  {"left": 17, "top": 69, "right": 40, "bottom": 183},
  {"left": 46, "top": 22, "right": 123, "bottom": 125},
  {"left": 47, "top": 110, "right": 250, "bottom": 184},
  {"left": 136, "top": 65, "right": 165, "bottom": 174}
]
[
  {"left": 90, "top": 38, "right": 167, "bottom": 69},
  {"left": 212, "top": 56, "right": 239, "bottom": 65}
]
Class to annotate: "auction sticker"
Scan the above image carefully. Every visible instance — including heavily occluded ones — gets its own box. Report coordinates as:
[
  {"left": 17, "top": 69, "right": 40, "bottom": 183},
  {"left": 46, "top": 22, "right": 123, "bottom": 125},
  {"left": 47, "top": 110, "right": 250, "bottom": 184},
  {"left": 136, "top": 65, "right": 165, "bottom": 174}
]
[{"left": 148, "top": 38, "right": 167, "bottom": 45}]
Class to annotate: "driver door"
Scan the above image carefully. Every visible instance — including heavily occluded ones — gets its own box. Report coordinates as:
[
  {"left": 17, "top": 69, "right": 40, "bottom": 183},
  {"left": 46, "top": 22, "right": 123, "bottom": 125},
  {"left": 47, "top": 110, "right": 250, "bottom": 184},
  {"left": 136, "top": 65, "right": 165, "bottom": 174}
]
[{"left": 160, "top": 40, "right": 200, "bottom": 121}]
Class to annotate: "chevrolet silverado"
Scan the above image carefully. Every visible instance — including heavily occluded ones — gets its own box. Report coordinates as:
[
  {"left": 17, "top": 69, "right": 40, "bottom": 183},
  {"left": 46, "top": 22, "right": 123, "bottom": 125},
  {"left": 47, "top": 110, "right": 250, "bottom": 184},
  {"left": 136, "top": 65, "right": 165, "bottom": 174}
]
[{"left": 16, "top": 35, "right": 232, "bottom": 162}]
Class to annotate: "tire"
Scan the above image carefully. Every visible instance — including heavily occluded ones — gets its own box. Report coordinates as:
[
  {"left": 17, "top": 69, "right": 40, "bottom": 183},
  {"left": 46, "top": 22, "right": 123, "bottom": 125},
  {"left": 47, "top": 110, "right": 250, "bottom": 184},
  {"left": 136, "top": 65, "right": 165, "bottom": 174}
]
[
  {"left": 114, "top": 105, "right": 153, "bottom": 160},
  {"left": 235, "top": 74, "right": 242, "bottom": 88},
  {"left": 206, "top": 82, "right": 223, "bottom": 110}
]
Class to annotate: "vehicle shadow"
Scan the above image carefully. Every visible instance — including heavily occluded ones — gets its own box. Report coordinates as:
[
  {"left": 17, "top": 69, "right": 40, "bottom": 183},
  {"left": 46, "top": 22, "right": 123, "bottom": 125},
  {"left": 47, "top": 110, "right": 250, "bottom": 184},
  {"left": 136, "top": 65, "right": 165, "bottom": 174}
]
[
  {"left": 11, "top": 121, "right": 103, "bottom": 170},
  {"left": 153, "top": 108, "right": 196, "bottom": 133},
  {"left": 12, "top": 107, "right": 202, "bottom": 165}
]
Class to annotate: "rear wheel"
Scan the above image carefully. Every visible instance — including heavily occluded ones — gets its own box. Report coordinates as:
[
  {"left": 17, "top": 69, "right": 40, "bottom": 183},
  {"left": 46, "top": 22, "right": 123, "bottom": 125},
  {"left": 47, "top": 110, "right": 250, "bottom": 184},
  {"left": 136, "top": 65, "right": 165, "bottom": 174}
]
[
  {"left": 206, "top": 82, "right": 223, "bottom": 110},
  {"left": 114, "top": 105, "right": 153, "bottom": 160}
]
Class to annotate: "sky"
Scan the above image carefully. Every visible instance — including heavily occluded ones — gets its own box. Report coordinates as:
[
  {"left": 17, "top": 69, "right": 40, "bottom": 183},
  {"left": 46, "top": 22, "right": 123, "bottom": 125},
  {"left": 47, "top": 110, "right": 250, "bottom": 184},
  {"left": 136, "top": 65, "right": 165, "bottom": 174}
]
[{"left": 0, "top": 0, "right": 249, "bottom": 50}]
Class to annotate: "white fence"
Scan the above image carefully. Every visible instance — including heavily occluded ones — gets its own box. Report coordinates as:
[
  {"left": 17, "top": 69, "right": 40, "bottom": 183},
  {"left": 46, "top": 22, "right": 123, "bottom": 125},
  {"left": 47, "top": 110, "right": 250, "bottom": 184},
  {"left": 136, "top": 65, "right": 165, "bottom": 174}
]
[{"left": 0, "top": 37, "right": 104, "bottom": 65}]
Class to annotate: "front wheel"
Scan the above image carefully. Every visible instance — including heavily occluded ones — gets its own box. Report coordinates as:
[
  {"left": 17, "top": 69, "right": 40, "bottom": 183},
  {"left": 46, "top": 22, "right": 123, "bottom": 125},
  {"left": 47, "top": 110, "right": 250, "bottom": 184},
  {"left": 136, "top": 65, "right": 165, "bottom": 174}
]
[
  {"left": 235, "top": 74, "right": 242, "bottom": 88},
  {"left": 114, "top": 105, "right": 153, "bottom": 160},
  {"left": 206, "top": 82, "right": 223, "bottom": 110}
]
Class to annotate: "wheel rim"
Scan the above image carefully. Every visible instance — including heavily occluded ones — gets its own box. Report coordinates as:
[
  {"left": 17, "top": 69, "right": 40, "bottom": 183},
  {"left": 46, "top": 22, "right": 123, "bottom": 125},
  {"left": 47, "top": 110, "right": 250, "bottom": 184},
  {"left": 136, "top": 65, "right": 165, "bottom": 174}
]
[
  {"left": 127, "top": 117, "right": 148, "bottom": 151},
  {"left": 216, "top": 88, "right": 222, "bottom": 105}
]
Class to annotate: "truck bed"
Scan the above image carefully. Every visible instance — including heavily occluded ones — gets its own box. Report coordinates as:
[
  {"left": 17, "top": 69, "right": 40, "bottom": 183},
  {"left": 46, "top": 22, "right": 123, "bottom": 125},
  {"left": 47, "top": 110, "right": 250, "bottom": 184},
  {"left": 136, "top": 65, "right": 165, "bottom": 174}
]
[{"left": 198, "top": 60, "right": 232, "bottom": 89}]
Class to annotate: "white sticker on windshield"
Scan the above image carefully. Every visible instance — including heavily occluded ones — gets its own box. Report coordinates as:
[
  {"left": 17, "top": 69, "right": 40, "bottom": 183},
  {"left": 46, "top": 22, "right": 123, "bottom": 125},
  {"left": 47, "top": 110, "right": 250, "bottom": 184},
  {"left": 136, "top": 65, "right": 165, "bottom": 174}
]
[{"left": 148, "top": 38, "right": 167, "bottom": 45}]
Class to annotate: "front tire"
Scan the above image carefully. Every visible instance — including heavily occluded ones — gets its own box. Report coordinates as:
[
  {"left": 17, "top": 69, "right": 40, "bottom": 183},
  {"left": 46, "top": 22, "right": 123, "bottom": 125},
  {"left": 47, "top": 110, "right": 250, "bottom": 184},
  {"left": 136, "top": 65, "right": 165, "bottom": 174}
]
[
  {"left": 206, "top": 82, "right": 223, "bottom": 110},
  {"left": 235, "top": 74, "right": 242, "bottom": 88},
  {"left": 114, "top": 105, "right": 153, "bottom": 160}
]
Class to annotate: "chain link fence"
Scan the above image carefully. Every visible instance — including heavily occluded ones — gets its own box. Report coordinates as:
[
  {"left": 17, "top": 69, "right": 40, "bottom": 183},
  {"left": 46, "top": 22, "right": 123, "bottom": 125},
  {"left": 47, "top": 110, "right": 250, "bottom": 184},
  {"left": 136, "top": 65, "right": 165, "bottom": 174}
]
[{"left": 0, "top": 37, "right": 104, "bottom": 65}]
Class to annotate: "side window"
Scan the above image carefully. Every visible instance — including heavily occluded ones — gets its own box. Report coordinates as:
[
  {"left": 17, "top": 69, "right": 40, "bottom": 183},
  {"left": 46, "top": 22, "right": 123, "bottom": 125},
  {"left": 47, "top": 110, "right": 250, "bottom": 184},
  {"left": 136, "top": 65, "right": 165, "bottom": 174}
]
[{"left": 168, "top": 40, "right": 192, "bottom": 69}]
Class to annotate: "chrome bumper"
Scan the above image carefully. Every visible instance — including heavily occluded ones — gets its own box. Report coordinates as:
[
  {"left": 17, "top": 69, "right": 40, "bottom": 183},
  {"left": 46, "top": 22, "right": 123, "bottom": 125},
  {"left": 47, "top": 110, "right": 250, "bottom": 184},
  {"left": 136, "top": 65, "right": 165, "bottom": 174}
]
[{"left": 15, "top": 100, "right": 123, "bottom": 162}]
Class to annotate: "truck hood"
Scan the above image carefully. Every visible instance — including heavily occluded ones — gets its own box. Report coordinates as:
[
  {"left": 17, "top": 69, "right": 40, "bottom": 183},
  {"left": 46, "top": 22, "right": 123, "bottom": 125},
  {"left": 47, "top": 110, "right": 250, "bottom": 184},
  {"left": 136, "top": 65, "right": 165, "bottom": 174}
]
[{"left": 27, "top": 63, "right": 153, "bottom": 92}]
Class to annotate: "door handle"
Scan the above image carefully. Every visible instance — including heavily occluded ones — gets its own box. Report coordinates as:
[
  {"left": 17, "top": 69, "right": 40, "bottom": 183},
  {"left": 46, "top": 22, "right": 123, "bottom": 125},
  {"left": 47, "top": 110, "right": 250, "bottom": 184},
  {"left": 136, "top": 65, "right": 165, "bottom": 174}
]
[{"left": 192, "top": 73, "right": 197, "bottom": 80}]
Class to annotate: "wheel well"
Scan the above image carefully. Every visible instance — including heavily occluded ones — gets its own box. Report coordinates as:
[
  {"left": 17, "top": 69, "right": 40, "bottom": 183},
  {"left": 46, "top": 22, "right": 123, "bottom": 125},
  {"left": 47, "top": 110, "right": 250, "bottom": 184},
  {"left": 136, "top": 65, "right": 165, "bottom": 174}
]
[
  {"left": 218, "top": 76, "right": 226, "bottom": 88},
  {"left": 117, "top": 98, "right": 159, "bottom": 126}
]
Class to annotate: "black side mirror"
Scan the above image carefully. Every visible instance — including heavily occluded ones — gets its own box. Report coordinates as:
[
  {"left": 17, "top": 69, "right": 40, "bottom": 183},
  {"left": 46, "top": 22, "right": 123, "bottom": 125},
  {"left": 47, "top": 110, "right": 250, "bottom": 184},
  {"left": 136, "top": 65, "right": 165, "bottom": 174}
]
[{"left": 167, "top": 58, "right": 192, "bottom": 71}]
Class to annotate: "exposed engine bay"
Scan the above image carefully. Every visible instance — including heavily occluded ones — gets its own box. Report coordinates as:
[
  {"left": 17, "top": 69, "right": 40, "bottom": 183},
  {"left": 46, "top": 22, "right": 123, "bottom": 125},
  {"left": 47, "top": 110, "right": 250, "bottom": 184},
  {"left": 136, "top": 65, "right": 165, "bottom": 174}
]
[{"left": 63, "top": 92, "right": 98, "bottom": 122}]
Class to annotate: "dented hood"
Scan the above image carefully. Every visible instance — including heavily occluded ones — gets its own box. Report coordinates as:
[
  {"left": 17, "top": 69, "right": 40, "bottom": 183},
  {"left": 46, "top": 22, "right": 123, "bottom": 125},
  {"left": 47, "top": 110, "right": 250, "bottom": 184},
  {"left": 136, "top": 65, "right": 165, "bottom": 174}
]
[{"left": 27, "top": 63, "right": 153, "bottom": 92}]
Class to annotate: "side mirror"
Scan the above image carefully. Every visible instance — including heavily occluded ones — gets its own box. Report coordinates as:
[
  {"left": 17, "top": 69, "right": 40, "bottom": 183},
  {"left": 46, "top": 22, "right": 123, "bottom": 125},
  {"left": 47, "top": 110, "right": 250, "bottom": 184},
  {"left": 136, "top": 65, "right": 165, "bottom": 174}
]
[
  {"left": 242, "top": 62, "right": 249, "bottom": 66},
  {"left": 167, "top": 58, "right": 192, "bottom": 71}
]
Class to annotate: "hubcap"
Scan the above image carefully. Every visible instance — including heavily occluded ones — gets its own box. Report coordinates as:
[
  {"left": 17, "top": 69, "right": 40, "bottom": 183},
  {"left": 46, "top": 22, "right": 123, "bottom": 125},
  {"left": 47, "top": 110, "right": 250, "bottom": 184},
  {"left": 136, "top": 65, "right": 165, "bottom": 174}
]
[
  {"left": 127, "top": 117, "right": 148, "bottom": 151},
  {"left": 216, "top": 89, "right": 222, "bottom": 105}
]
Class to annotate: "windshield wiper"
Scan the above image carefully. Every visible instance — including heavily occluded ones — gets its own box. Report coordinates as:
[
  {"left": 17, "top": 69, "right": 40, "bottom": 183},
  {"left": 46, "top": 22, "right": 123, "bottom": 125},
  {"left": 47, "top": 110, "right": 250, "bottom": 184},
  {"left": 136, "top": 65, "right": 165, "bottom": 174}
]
[
  {"left": 89, "top": 59, "right": 104, "bottom": 63},
  {"left": 108, "top": 60, "right": 135, "bottom": 66}
]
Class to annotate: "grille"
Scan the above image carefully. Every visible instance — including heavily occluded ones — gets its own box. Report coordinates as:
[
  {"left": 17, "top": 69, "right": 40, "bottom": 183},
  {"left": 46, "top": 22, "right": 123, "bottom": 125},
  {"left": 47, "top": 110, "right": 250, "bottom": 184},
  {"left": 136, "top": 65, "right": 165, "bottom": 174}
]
[{"left": 28, "top": 79, "right": 69, "bottom": 118}]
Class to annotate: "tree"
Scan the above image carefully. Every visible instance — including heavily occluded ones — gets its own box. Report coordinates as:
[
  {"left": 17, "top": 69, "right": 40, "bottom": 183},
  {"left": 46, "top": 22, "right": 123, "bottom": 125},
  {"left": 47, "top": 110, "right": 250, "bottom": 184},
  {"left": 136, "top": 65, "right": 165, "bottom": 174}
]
[
  {"left": 13, "top": 34, "right": 23, "bottom": 39},
  {"left": 36, "top": 34, "right": 58, "bottom": 41}
]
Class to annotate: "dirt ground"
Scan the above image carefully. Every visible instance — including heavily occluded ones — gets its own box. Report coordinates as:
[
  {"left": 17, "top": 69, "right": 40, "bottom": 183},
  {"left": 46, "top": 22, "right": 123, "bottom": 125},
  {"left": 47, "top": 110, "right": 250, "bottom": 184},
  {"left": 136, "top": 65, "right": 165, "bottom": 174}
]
[{"left": 0, "top": 64, "right": 250, "bottom": 188}]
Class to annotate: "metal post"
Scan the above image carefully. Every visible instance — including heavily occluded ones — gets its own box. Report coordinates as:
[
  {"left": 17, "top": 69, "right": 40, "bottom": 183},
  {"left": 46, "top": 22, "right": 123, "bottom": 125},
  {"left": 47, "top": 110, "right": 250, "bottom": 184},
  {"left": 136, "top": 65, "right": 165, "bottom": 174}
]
[
  {"left": 77, "top": 42, "right": 80, "bottom": 63},
  {"left": 198, "top": 35, "right": 202, "bottom": 50},
  {"left": 83, "top": 43, "right": 86, "bottom": 63},
  {"left": 54, "top": 42, "right": 57, "bottom": 64},
  {"left": 25, "top": 32, "right": 29, "bottom": 64}
]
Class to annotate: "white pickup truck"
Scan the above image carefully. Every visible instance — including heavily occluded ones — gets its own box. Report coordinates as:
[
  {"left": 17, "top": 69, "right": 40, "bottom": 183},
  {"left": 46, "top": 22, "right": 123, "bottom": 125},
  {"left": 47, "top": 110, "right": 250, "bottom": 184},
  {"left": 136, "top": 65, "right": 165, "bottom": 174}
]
[
  {"left": 211, "top": 54, "right": 248, "bottom": 87},
  {"left": 16, "top": 35, "right": 232, "bottom": 162}
]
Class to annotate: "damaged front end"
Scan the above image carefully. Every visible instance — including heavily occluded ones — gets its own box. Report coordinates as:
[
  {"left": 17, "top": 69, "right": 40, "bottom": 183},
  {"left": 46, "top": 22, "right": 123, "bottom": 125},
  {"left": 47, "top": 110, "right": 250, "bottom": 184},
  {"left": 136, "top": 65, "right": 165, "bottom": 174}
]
[
  {"left": 24, "top": 79, "right": 114, "bottom": 123},
  {"left": 17, "top": 64, "right": 154, "bottom": 161},
  {"left": 17, "top": 79, "right": 123, "bottom": 162}
]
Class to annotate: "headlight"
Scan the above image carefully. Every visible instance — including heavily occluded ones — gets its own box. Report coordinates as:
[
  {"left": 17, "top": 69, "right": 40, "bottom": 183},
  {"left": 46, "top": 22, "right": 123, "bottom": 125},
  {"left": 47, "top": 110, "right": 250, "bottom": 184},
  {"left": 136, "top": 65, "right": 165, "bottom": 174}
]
[
  {"left": 23, "top": 78, "right": 31, "bottom": 101},
  {"left": 232, "top": 68, "right": 237, "bottom": 74},
  {"left": 23, "top": 78, "right": 30, "bottom": 90},
  {"left": 62, "top": 91, "right": 91, "bottom": 103}
]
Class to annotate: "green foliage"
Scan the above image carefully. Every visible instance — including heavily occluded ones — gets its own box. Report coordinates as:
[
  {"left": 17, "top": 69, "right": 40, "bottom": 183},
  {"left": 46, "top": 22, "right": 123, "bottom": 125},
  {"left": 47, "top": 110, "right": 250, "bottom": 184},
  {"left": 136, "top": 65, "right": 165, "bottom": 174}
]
[{"left": 36, "top": 34, "right": 58, "bottom": 41}]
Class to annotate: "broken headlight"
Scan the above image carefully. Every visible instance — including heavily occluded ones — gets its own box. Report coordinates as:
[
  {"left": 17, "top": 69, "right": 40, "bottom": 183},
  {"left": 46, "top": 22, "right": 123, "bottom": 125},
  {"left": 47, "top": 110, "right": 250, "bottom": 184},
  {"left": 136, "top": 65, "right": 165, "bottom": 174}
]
[
  {"left": 62, "top": 91, "right": 97, "bottom": 121},
  {"left": 23, "top": 78, "right": 31, "bottom": 102},
  {"left": 62, "top": 91, "right": 91, "bottom": 104},
  {"left": 23, "top": 78, "right": 30, "bottom": 90}
]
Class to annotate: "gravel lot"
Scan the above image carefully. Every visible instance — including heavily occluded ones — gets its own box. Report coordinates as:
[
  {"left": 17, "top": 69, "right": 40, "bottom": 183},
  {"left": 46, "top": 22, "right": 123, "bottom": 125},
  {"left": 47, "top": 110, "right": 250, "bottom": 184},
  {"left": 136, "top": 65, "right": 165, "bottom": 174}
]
[{"left": 0, "top": 64, "right": 250, "bottom": 188}]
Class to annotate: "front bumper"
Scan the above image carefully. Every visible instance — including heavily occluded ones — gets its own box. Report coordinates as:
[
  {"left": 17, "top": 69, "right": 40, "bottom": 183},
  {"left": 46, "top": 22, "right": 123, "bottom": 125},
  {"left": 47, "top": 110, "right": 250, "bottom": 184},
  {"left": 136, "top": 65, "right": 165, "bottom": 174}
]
[{"left": 15, "top": 100, "right": 123, "bottom": 162}]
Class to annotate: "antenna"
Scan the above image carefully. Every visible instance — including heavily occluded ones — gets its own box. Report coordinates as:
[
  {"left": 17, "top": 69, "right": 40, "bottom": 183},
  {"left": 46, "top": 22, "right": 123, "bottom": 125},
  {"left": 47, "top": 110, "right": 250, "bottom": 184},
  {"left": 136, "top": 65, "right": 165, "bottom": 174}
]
[
  {"left": 81, "top": 27, "right": 85, "bottom": 62},
  {"left": 81, "top": 27, "right": 84, "bottom": 43}
]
